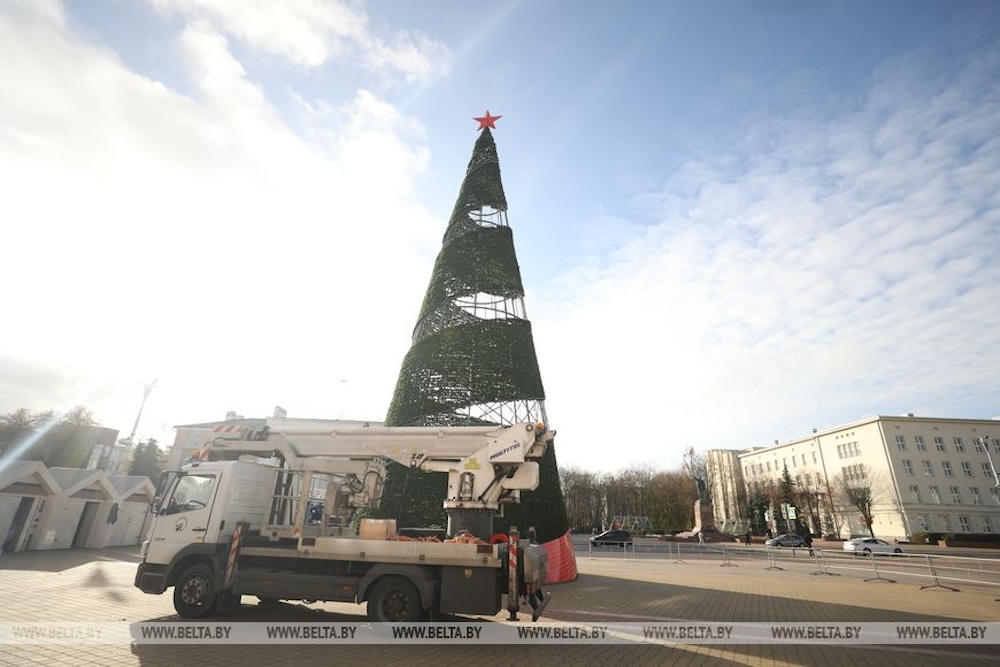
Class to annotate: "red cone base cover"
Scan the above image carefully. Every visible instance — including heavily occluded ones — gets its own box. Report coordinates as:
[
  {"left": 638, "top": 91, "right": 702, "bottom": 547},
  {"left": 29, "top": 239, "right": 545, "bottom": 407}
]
[{"left": 541, "top": 531, "right": 578, "bottom": 583}]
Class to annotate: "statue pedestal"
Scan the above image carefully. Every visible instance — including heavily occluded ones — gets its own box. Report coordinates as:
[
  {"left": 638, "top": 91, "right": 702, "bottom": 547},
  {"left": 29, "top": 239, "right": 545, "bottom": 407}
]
[{"left": 694, "top": 500, "right": 715, "bottom": 532}]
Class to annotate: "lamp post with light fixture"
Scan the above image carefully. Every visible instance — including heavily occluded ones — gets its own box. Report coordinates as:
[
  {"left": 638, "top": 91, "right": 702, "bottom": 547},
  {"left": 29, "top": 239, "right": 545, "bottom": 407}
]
[
  {"left": 978, "top": 436, "right": 1000, "bottom": 489},
  {"left": 127, "top": 378, "right": 158, "bottom": 445}
]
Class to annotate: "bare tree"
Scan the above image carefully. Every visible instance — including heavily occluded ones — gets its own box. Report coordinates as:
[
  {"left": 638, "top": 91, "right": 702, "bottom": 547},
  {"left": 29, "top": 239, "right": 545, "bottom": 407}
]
[
  {"left": 821, "top": 477, "right": 844, "bottom": 538},
  {"left": 559, "top": 467, "right": 605, "bottom": 533},
  {"left": 0, "top": 406, "right": 96, "bottom": 465},
  {"left": 590, "top": 465, "right": 697, "bottom": 533},
  {"left": 682, "top": 446, "right": 710, "bottom": 503},
  {"left": 794, "top": 482, "right": 823, "bottom": 537},
  {"left": 648, "top": 470, "right": 697, "bottom": 532},
  {"left": 832, "top": 464, "right": 881, "bottom": 538}
]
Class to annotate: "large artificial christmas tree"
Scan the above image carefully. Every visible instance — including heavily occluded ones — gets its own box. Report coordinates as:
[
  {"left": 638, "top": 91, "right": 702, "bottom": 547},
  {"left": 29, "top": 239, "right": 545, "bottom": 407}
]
[{"left": 379, "top": 112, "right": 570, "bottom": 548}]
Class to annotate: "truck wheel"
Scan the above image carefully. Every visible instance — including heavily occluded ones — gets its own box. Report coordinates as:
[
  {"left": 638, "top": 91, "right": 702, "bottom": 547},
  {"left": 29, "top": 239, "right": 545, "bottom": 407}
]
[
  {"left": 173, "top": 563, "right": 217, "bottom": 618},
  {"left": 366, "top": 576, "right": 422, "bottom": 622}
]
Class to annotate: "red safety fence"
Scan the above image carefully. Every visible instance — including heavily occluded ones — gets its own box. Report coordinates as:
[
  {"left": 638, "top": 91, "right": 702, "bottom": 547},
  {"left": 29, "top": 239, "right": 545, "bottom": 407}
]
[{"left": 542, "top": 531, "right": 578, "bottom": 583}]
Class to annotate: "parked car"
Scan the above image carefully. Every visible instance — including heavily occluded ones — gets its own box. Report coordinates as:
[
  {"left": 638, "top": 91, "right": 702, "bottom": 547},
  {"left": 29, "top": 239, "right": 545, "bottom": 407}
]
[
  {"left": 843, "top": 537, "right": 903, "bottom": 555},
  {"left": 764, "top": 533, "right": 807, "bottom": 547},
  {"left": 590, "top": 530, "right": 632, "bottom": 547}
]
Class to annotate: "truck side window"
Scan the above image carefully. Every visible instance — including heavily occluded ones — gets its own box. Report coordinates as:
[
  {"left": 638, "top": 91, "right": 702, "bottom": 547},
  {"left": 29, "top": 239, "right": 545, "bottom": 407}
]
[{"left": 163, "top": 474, "right": 216, "bottom": 515}]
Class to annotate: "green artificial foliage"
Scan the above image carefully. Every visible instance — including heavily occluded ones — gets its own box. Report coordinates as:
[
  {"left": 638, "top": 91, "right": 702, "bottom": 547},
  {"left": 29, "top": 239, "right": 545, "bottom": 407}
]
[
  {"left": 385, "top": 319, "right": 544, "bottom": 426},
  {"left": 378, "top": 126, "right": 570, "bottom": 541}
]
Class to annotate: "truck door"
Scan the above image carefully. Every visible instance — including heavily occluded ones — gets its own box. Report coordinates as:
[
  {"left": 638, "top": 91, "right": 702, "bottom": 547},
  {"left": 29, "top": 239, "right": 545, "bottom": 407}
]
[{"left": 145, "top": 471, "right": 221, "bottom": 566}]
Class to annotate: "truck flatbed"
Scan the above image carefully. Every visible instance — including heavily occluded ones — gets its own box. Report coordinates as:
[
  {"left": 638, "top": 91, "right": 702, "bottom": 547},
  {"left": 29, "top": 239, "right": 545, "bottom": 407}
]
[{"left": 240, "top": 537, "right": 502, "bottom": 568}]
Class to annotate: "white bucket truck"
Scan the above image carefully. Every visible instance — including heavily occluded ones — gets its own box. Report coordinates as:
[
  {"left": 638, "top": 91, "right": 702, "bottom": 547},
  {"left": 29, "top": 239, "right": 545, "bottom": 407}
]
[{"left": 135, "top": 421, "right": 553, "bottom": 622}]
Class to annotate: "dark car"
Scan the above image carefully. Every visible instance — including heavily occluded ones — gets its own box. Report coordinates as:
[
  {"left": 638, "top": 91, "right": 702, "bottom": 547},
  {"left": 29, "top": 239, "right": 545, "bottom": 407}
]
[
  {"left": 590, "top": 530, "right": 633, "bottom": 547},
  {"left": 764, "top": 533, "right": 807, "bottom": 547}
]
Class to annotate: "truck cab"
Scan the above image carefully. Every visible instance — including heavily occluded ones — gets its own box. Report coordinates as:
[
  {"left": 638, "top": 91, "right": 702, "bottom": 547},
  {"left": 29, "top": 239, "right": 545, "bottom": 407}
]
[{"left": 137, "top": 458, "right": 276, "bottom": 598}]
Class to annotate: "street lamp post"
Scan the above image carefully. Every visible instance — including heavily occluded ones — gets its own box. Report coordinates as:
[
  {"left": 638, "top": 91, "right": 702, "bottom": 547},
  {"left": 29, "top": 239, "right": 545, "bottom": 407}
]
[
  {"left": 978, "top": 436, "right": 1000, "bottom": 489},
  {"left": 127, "top": 379, "right": 158, "bottom": 445}
]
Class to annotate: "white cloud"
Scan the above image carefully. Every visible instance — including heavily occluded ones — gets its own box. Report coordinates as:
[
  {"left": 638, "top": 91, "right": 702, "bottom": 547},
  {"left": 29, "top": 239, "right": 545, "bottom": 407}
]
[
  {"left": 535, "top": 43, "right": 1000, "bottom": 471},
  {"left": 0, "top": 1, "right": 439, "bottom": 444},
  {"left": 150, "top": 0, "right": 450, "bottom": 81}
]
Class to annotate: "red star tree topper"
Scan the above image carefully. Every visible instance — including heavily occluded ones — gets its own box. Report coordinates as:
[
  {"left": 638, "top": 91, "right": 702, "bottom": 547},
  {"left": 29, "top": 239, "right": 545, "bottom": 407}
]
[{"left": 474, "top": 110, "right": 502, "bottom": 130}]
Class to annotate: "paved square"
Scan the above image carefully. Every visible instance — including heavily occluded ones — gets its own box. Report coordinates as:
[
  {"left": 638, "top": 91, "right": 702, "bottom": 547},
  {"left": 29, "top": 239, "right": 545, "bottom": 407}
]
[{"left": 1, "top": 545, "right": 999, "bottom": 666}]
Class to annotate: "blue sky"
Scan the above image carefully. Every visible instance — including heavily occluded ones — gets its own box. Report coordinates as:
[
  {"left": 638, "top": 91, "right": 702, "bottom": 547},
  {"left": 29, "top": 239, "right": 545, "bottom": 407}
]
[{"left": 2, "top": 0, "right": 999, "bottom": 472}]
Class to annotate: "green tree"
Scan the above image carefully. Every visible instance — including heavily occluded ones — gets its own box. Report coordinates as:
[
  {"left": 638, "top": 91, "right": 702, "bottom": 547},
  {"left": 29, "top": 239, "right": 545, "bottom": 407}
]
[
  {"left": 128, "top": 438, "right": 164, "bottom": 479},
  {"left": 743, "top": 482, "right": 771, "bottom": 536},
  {"left": 778, "top": 465, "right": 800, "bottom": 532}
]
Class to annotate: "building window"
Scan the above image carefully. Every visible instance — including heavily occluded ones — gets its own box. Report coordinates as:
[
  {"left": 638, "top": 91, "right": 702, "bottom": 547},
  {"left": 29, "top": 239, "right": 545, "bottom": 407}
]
[
  {"left": 843, "top": 464, "right": 866, "bottom": 482},
  {"left": 991, "top": 488, "right": 1000, "bottom": 505},
  {"left": 86, "top": 445, "right": 106, "bottom": 470},
  {"left": 984, "top": 517, "right": 994, "bottom": 534},
  {"left": 766, "top": 461, "right": 771, "bottom": 472},
  {"left": 915, "top": 436, "right": 926, "bottom": 451},
  {"left": 922, "top": 460, "right": 934, "bottom": 477},
  {"left": 975, "top": 440, "right": 985, "bottom": 453},
  {"left": 942, "top": 461, "right": 954, "bottom": 477},
  {"left": 917, "top": 514, "right": 929, "bottom": 531},
  {"left": 958, "top": 516, "right": 971, "bottom": 532},
  {"left": 895, "top": 435, "right": 907, "bottom": 450},
  {"left": 812, "top": 452, "right": 817, "bottom": 464},
  {"left": 929, "top": 486, "right": 941, "bottom": 504},
  {"left": 961, "top": 461, "right": 973, "bottom": 477},
  {"left": 954, "top": 437, "right": 965, "bottom": 452},
  {"left": 971, "top": 487, "right": 983, "bottom": 505},
  {"left": 902, "top": 460, "right": 914, "bottom": 476},
  {"left": 934, "top": 437, "right": 946, "bottom": 452},
  {"left": 908, "top": 485, "right": 921, "bottom": 502},
  {"left": 836, "top": 444, "right": 861, "bottom": 459},
  {"left": 984, "top": 462, "right": 995, "bottom": 479},
  {"left": 949, "top": 486, "right": 962, "bottom": 504},
  {"left": 940, "top": 514, "right": 952, "bottom": 531}
]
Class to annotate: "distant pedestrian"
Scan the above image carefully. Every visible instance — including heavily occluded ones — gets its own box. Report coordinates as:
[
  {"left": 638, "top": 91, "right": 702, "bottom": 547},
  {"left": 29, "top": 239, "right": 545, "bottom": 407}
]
[
  {"left": 744, "top": 532, "right": 752, "bottom": 546},
  {"left": 698, "top": 531, "right": 705, "bottom": 545},
  {"left": 803, "top": 530, "right": 814, "bottom": 556}
]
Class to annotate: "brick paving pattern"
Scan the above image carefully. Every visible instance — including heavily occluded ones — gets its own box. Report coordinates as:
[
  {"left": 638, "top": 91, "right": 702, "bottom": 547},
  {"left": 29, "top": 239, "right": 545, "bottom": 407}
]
[{"left": 1, "top": 545, "right": 998, "bottom": 666}]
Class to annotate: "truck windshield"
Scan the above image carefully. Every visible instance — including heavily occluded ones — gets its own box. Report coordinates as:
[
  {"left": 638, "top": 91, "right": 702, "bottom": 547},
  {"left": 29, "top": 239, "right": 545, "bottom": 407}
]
[{"left": 162, "top": 473, "right": 216, "bottom": 515}]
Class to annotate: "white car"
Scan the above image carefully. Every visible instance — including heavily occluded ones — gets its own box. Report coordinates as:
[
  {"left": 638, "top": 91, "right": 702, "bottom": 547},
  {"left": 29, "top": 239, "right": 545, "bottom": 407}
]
[{"left": 843, "top": 537, "right": 903, "bottom": 556}]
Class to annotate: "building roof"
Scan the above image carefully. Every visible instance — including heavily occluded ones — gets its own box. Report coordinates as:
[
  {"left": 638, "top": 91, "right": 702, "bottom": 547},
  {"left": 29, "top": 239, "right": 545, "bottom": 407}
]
[
  {"left": 173, "top": 417, "right": 268, "bottom": 429},
  {"left": 49, "top": 467, "right": 116, "bottom": 500},
  {"left": 0, "top": 460, "right": 61, "bottom": 496}
]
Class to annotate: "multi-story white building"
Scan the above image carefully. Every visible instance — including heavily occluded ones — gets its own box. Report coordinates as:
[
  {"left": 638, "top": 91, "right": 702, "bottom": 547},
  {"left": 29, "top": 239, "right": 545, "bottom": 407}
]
[
  {"left": 705, "top": 449, "right": 746, "bottom": 534},
  {"left": 708, "top": 415, "right": 1000, "bottom": 540}
]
